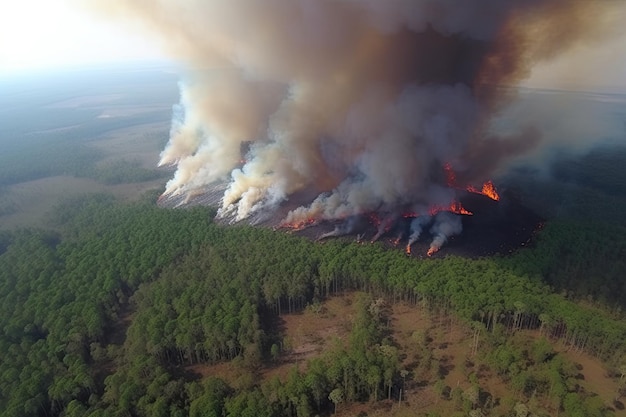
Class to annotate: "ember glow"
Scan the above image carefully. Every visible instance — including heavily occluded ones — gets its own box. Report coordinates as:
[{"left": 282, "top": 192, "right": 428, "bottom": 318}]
[
  {"left": 467, "top": 181, "right": 500, "bottom": 201},
  {"left": 283, "top": 218, "right": 317, "bottom": 231},
  {"left": 443, "top": 163, "right": 458, "bottom": 188},
  {"left": 429, "top": 201, "right": 473, "bottom": 217},
  {"left": 446, "top": 161, "right": 500, "bottom": 204},
  {"left": 371, "top": 215, "right": 398, "bottom": 243},
  {"left": 449, "top": 201, "right": 473, "bottom": 216}
]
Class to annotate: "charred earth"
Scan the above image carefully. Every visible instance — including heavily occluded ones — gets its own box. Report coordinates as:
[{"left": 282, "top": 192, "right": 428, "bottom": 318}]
[{"left": 158, "top": 186, "right": 543, "bottom": 259}]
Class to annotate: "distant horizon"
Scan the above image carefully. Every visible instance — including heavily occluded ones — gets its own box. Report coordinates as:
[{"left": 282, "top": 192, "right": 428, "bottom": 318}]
[
  {"left": 2, "top": 60, "right": 625, "bottom": 97},
  {"left": 0, "top": 58, "right": 178, "bottom": 76}
]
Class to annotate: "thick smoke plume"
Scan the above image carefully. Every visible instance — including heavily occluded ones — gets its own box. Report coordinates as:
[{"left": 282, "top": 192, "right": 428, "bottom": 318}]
[
  {"left": 91, "top": 0, "right": 622, "bottom": 223},
  {"left": 406, "top": 215, "right": 433, "bottom": 253},
  {"left": 317, "top": 215, "right": 363, "bottom": 241},
  {"left": 428, "top": 211, "right": 463, "bottom": 256}
]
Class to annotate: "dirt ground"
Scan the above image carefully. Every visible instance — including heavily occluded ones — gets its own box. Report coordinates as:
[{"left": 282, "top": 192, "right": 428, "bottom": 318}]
[
  {"left": 0, "top": 120, "right": 170, "bottom": 229},
  {"left": 187, "top": 293, "right": 624, "bottom": 417},
  {"left": 558, "top": 344, "right": 626, "bottom": 417}
]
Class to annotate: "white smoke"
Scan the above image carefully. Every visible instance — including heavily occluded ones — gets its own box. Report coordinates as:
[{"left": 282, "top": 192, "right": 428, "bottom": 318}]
[
  {"left": 317, "top": 215, "right": 363, "bottom": 241},
  {"left": 428, "top": 211, "right": 463, "bottom": 255},
  {"left": 407, "top": 215, "right": 433, "bottom": 248},
  {"left": 86, "top": 0, "right": 624, "bottom": 223}
]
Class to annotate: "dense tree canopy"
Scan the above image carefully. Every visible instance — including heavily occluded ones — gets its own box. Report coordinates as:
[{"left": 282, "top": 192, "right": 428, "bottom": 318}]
[{"left": 0, "top": 194, "right": 624, "bottom": 416}]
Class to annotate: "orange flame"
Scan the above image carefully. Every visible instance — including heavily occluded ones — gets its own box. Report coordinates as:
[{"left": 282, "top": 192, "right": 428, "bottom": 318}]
[
  {"left": 430, "top": 201, "right": 473, "bottom": 216},
  {"left": 405, "top": 245, "right": 411, "bottom": 255},
  {"left": 427, "top": 247, "right": 437, "bottom": 256},
  {"left": 283, "top": 218, "right": 316, "bottom": 230},
  {"left": 449, "top": 201, "right": 473, "bottom": 216},
  {"left": 467, "top": 181, "right": 500, "bottom": 201},
  {"left": 481, "top": 181, "right": 500, "bottom": 201},
  {"left": 443, "top": 162, "right": 457, "bottom": 187}
]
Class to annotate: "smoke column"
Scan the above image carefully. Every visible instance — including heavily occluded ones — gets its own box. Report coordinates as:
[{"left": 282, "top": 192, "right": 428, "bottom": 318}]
[
  {"left": 90, "top": 0, "right": 623, "bottom": 223},
  {"left": 317, "top": 215, "right": 363, "bottom": 241},
  {"left": 428, "top": 211, "right": 463, "bottom": 256},
  {"left": 371, "top": 214, "right": 399, "bottom": 243},
  {"left": 406, "top": 215, "right": 433, "bottom": 251}
]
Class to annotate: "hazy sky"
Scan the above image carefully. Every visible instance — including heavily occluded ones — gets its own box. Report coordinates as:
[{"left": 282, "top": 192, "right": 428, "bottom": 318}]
[
  {"left": 0, "top": 0, "right": 624, "bottom": 91},
  {"left": 0, "top": 0, "right": 166, "bottom": 74},
  {"left": 523, "top": 29, "right": 626, "bottom": 93}
]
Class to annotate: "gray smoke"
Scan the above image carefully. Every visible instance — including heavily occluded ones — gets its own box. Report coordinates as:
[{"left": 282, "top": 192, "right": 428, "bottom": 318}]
[
  {"left": 428, "top": 211, "right": 463, "bottom": 255},
  {"left": 406, "top": 215, "right": 433, "bottom": 250},
  {"left": 88, "top": 0, "right": 624, "bottom": 224},
  {"left": 371, "top": 213, "right": 400, "bottom": 243},
  {"left": 317, "top": 215, "right": 363, "bottom": 241}
]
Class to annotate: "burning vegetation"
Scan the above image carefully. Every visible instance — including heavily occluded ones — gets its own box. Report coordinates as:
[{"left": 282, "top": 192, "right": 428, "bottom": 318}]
[
  {"left": 99, "top": 0, "right": 618, "bottom": 255},
  {"left": 278, "top": 165, "right": 504, "bottom": 256}
]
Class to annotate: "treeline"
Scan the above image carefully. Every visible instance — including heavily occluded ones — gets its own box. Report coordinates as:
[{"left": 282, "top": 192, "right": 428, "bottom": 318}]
[
  {"left": 0, "top": 136, "right": 101, "bottom": 186},
  {"left": 0, "top": 194, "right": 625, "bottom": 416},
  {"left": 503, "top": 220, "right": 626, "bottom": 308},
  {"left": 103, "top": 293, "right": 401, "bottom": 417},
  {"left": 502, "top": 145, "right": 626, "bottom": 228},
  {"left": 85, "top": 159, "right": 168, "bottom": 185},
  {"left": 552, "top": 146, "right": 626, "bottom": 197}
]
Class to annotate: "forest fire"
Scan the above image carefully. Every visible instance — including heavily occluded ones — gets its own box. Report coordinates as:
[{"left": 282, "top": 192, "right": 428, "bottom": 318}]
[
  {"left": 426, "top": 201, "right": 473, "bottom": 217},
  {"left": 446, "top": 201, "right": 473, "bottom": 216},
  {"left": 443, "top": 163, "right": 457, "bottom": 187},
  {"left": 239, "top": 166, "right": 500, "bottom": 255},
  {"left": 129, "top": 0, "right": 615, "bottom": 261},
  {"left": 281, "top": 218, "right": 317, "bottom": 231},
  {"left": 159, "top": 157, "right": 519, "bottom": 257},
  {"left": 159, "top": 182, "right": 543, "bottom": 259},
  {"left": 444, "top": 162, "right": 500, "bottom": 202},
  {"left": 467, "top": 181, "right": 500, "bottom": 201}
]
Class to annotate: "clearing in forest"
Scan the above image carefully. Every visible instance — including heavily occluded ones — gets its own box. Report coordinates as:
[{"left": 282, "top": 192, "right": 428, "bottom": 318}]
[{"left": 187, "top": 293, "right": 625, "bottom": 417}]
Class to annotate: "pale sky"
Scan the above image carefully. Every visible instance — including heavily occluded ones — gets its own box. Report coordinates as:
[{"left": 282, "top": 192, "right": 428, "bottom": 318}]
[
  {"left": 0, "top": 0, "right": 167, "bottom": 74},
  {"left": 0, "top": 0, "right": 624, "bottom": 91}
]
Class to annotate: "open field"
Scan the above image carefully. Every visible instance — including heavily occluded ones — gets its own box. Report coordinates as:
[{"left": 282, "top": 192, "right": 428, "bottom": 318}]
[
  {"left": 185, "top": 292, "right": 625, "bottom": 417},
  {"left": 90, "top": 121, "right": 170, "bottom": 168},
  {"left": 0, "top": 175, "right": 166, "bottom": 229},
  {"left": 0, "top": 117, "right": 172, "bottom": 229},
  {"left": 0, "top": 65, "right": 177, "bottom": 229}
]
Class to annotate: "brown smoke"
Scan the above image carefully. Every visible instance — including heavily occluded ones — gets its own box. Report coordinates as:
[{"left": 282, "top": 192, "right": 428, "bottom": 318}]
[{"left": 86, "top": 0, "right": 624, "bottom": 222}]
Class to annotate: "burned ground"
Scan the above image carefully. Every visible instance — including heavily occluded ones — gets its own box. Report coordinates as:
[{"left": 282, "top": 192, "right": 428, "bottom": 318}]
[{"left": 159, "top": 186, "right": 543, "bottom": 259}]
